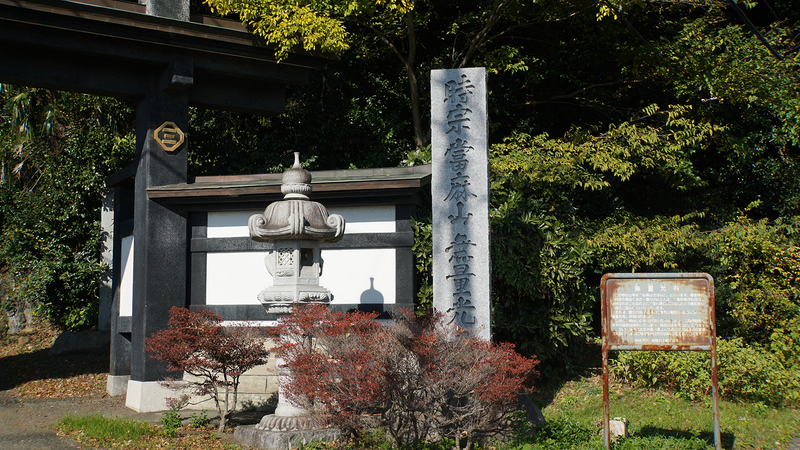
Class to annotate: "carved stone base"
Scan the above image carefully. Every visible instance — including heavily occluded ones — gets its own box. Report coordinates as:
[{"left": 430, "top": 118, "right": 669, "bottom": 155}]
[
  {"left": 258, "top": 285, "right": 333, "bottom": 314},
  {"left": 255, "top": 414, "right": 318, "bottom": 431},
  {"left": 235, "top": 415, "right": 340, "bottom": 450}
]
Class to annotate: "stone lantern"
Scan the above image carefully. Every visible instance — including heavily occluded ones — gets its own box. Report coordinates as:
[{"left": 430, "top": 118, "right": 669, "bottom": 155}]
[
  {"left": 236, "top": 153, "right": 345, "bottom": 449},
  {"left": 248, "top": 152, "right": 345, "bottom": 314}
]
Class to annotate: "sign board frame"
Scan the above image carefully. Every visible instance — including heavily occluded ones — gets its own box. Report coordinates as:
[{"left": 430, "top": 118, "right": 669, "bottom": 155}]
[{"left": 600, "top": 273, "right": 720, "bottom": 450}]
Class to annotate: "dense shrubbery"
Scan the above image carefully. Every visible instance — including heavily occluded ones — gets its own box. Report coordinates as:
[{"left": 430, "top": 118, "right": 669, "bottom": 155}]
[
  {"left": 273, "top": 304, "right": 539, "bottom": 450},
  {"left": 0, "top": 87, "right": 134, "bottom": 330},
  {"left": 612, "top": 338, "right": 800, "bottom": 406}
]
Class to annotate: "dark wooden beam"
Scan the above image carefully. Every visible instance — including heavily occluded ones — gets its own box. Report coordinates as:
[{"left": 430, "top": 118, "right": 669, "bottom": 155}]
[{"left": 0, "top": 0, "right": 333, "bottom": 114}]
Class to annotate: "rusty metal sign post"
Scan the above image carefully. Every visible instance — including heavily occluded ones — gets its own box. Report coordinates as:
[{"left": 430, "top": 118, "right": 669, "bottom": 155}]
[{"left": 600, "top": 273, "right": 720, "bottom": 450}]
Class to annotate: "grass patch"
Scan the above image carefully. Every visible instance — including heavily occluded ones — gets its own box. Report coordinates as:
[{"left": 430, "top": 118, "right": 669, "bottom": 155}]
[
  {"left": 535, "top": 376, "right": 800, "bottom": 449},
  {"left": 57, "top": 414, "right": 156, "bottom": 445},
  {"left": 56, "top": 414, "right": 244, "bottom": 450}
]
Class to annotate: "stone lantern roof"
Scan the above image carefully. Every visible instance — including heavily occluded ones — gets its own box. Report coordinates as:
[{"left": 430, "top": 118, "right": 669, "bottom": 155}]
[{"left": 248, "top": 153, "right": 345, "bottom": 242}]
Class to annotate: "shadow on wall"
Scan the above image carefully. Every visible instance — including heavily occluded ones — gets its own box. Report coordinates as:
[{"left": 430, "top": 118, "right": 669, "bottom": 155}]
[{"left": 354, "top": 277, "right": 385, "bottom": 315}]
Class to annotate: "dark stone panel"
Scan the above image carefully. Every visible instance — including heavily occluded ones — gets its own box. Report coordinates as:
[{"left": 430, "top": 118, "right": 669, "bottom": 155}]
[
  {"left": 189, "top": 212, "right": 208, "bottom": 239},
  {"left": 110, "top": 331, "right": 132, "bottom": 376},
  {"left": 331, "top": 232, "right": 414, "bottom": 249},
  {"left": 0, "top": 6, "right": 311, "bottom": 113},
  {"left": 190, "top": 252, "right": 207, "bottom": 307},
  {"left": 0, "top": 38, "right": 153, "bottom": 99},
  {"left": 106, "top": 163, "right": 137, "bottom": 188},
  {"left": 395, "top": 204, "right": 417, "bottom": 232},
  {"left": 117, "top": 316, "right": 133, "bottom": 334},
  {"left": 118, "top": 220, "right": 134, "bottom": 238},
  {"left": 190, "top": 232, "right": 414, "bottom": 253},
  {"left": 192, "top": 304, "right": 274, "bottom": 321},
  {"left": 395, "top": 246, "right": 416, "bottom": 310},
  {"left": 109, "top": 185, "right": 133, "bottom": 377},
  {"left": 191, "top": 237, "right": 272, "bottom": 253},
  {"left": 0, "top": 1, "right": 323, "bottom": 74}
]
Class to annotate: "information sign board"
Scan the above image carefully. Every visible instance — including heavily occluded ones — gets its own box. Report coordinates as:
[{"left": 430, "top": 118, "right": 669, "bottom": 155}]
[
  {"left": 604, "top": 274, "right": 714, "bottom": 350},
  {"left": 600, "top": 273, "right": 720, "bottom": 450}
]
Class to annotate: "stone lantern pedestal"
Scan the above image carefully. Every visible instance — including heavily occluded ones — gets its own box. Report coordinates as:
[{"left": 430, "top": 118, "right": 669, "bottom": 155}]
[
  {"left": 235, "top": 153, "right": 344, "bottom": 450},
  {"left": 256, "top": 241, "right": 331, "bottom": 314}
]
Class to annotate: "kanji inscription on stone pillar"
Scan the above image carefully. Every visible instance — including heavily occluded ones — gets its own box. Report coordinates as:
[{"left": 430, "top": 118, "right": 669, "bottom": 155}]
[{"left": 431, "top": 68, "right": 491, "bottom": 340}]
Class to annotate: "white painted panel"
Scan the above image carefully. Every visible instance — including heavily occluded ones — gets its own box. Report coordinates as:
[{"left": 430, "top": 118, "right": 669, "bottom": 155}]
[
  {"left": 328, "top": 206, "right": 396, "bottom": 233},
  {"left": 321, "top": 248, "right": 396, "bottom": 304},
  {"left": 206, "top": 252, "right": 271, "bottom": 305},
  {"left": 206, "top": 205, "right": 395, "bottom": 238},
  {"left": 120, "top": 236, "right": 134, "bottom": 317},
  {"left": 207, "top": 211, "right": 258, "bottom": 238},
  {"left": 205, "top": 249, "right": 395, "bottom": 306}
]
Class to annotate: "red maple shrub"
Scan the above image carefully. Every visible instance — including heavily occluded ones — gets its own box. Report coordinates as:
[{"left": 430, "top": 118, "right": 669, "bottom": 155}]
[
  {"left": 274, "top": 305, "right": 539, "bottom": 449},
  {"left": 145, "top": 306, "right": 270, "bottom": 433},
  {"left": 272, "top": 304, "right": 388, "bottom": 433}
]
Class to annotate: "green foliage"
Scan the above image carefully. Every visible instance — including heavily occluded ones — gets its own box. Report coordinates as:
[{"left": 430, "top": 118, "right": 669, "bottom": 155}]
[
  {"left": 0, "top": 87, "right": 134, "bottom": 330},
  {"left": 593, "top": 214, "right": 800, "bottom": 345},
  {"left": 409, "top": 214, "right": 432, "bottom": 310},
  {"left": 489, "top": 175, "right": 594, "bottom": 364},
  {"left": 57, "top": 414, "right": 156, "bottom": 442},
  {"left": 160, "top": 404, "right": 183, "bottom": 437},
  {"left": 188, "top": 58, "right": 411, "bottom": 176},
  {"left": 203, "top": 0, "right": 415, "bottom": 60},
  {"left": 190, "top": 410, "right": 209, "bottom": 428},
  {"left": 612, "top": 338, "right": 800, "bottom": 406},
  {"left": 491, "top": 105, "right": 720, "bottom": 192},
  {"left": 523, "top": 419, "right": 597, "bottom": 449}
]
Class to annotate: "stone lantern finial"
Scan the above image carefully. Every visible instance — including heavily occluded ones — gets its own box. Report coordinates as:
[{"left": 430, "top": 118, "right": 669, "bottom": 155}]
[{"left": 280, "top": 152, "right": 312, "bottom": 200}]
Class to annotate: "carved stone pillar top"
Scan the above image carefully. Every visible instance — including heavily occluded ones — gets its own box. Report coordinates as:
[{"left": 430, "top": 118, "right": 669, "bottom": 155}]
[{"left": 249, "top": 153, "right": 345, "bottom": 243}]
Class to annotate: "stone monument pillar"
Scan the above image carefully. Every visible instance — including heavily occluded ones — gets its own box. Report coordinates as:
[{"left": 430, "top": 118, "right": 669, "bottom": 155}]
[
  {"left": 430, "top": 68, "right": 492, "bottom": 340},
  {"left": 235, "top": 153, "right": 345, "bottom": 449}
]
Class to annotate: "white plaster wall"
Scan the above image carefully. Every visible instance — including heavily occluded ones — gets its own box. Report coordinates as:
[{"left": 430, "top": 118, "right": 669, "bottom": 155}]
[
  {"left": 321, "top": 248, "right": 396, "bottom": 305},
  {"left": 206, "top": 252, "right": 268, "bottom": 305},
  {"left": 206, "top": 205, "right": 395, "bottom": 238},
  {"left": 206, "top": 248, "right": 396, "bottom": 305},
  {"left": 328, "top": 206, "right": 396, "bottom": 233},
  {"left": 120, "top": 235, "right": 134, "bottom": 317},
  {"left": 206, "top": 211, "right": 255, "bottom": 238}
]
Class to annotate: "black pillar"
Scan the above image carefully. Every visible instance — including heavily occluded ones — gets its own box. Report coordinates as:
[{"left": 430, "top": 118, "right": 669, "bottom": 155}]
[
  {"left": 108, "top": 176, "right": 134, "bottom": 396},
  {"left": 130, "top": 63, "right": 191, "bottom": 386}
]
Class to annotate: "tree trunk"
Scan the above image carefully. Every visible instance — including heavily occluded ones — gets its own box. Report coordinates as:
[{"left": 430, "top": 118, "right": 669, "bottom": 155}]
[{"left": 404, "top": 8, "right": 429, "bottom": 151}]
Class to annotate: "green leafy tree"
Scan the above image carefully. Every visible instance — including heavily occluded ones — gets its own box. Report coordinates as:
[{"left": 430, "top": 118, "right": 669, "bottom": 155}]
[
  {"left": 204, "top": 0, "right": 561, "bottom": 150},
  {"left": 0, "top": 87, "right": 134, "bottom": 329}
]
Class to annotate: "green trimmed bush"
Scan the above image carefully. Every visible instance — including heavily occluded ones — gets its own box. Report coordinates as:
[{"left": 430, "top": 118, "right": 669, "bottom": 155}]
[{"left": 612, "top": 338, "right": 799, "bottom": 405}]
